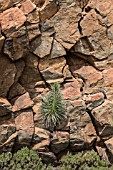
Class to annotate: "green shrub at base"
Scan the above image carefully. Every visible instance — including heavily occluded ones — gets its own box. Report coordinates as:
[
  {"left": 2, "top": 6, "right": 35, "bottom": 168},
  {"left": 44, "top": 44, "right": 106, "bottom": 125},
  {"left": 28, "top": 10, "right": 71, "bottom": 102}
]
[
  {"left": 58, "top": 150, "right": 112, "bottom": 170},
  {"left": 0, "top": 147, "right": 46, "bottom": 170}
]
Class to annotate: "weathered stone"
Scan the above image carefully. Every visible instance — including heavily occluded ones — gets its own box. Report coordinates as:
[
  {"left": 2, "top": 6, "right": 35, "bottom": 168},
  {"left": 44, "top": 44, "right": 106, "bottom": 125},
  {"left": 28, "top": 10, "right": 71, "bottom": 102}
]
[
  {"left": 103, "top": 68, "right": 113, "bottom": 87},
  {"left": 67, "top": 100, "right": 86, "bottom": 124},
  {"left": 31, "top": 36, "right": 53, "bottom": 58},
  {"left": 84, "top": 92, "right": 105, "bottom": 110},
  {"left": 20, "top": 53, "right": 42, "bottom": 92},
  {"left": 96, "top": 143, "right": 109, "bottom": 163},
  {"left": 33, "top": 127, "right": 50, "bottom": 143},
  {"left": 0, "top": 7, "right": 26, "bottom": 36},
  {"left": 39, "top": 151, "right": 57, "bottom": 164},
  {"left": 95, "top": 0, "right": 113, "bottom": 16},
  {"left": 32, "top": 127, "right": 50, "bottom": 151},
  {"left": 8, "top": 83, "right": 26, "bottom": 100},
  {"left": 9, "top": 26, "right": 26, "bottom": 38},
  {"left": 0, "top": 132, "right": 17, "bottom": 153},
  {"left": 68, "top": 99, "right": 96, "bottom": 151},
  {"left": 0, "top": 36, "right": 5, "bottom": 51},
  {"left": 27, "top": 9, "right": 40, "bottom": 23},
  {"left": 21, "top": 0, "right": 36, "bottom": 14},
  {"left": 32, "top": 0, "right": 45, "bottom": 8},
  {"left": 80, "top": 9, "right": 111, "bottom": 60},
  {"left": 104, "top": 87, "right": 113, "bottom": 101},
  {"left": 4, "top": 34, "right": 29, "bottom": 60},
  {"left": 51, "top": 39, "right": 66, "bottom": 59},
  {"left": 26, "top": 23, "right": 41, "bottom": 41},
  {"left": 0, "top": 54, "right": 16, "bottom": 97},
  {"left": 63, "top": 65, "right": 72, "bottom": 80},
  {"left": 12, "top": 92, "right": 34, "bottom": 112},
  {"left": 46, "top": 3, "right": 82, "bottom": 49},
  {"left": 92, "top": 100, "right": 113, "bottom": 138},
  {"left": 68, "top": 56, "right": 102, "bottom": 87},
  {"left": 0, "top": 0, "right": 20, "bottom": 12},
  {"left": 106, "top": 9, "right": 113, "bottom": 27},
  {"left": 105, "top": 137, "right": 113, "bottom": 156},
  {"left": 0, "top": 98, "right": 12, "bottom": 117},
  {"left": 39, "top": 0, "right": 58, "bottom": 21},
  {"left": 40, "top": 21, "right": 55, "bottom": 36},
  {"left": 14, "top": 59, "right": 25, "bottom": 82},
  {"left": 70, "top": 130, "right": 96, "bottom": 151},
  {"left": 39, "top": 56, "right": 66, "bottom": 84},
  {"left": 50, "top": 131, "right": 69, "bottom": 154},
  {"left": 75, "top": 0, "right": 89, "bottom": 9},
  {"left": 0, "top": 118, "right": 16, "bottom": 152},
  {"left": 15, "top": 110, "right": 34, "bottom": 145},
  {"left": 63, "top": 79, "right": 82, "bottom": 100}
]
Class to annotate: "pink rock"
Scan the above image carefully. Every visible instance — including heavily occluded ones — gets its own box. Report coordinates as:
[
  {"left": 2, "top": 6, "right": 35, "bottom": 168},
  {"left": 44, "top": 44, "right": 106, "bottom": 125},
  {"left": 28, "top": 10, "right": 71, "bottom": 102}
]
[
  {"left": 0, "top": 7, "right": 26, "bottom": 36},
  {"left": 21, "top": 0, "right": 36, "bottom": 14},
  {"left": 63, "top": 79, "right": 82, "bottom": 100},
  {"left": 12, "top": 92, "right": 34, "bottom": 112},
  {"left": 50, "top": 131, "right": 69, "bottom": 154},
  {"left": 15, "top": 110, "right": 34, "bottom": 145},
  {"left": 0, "top": 98, "right": 12, "bottom": 117}
]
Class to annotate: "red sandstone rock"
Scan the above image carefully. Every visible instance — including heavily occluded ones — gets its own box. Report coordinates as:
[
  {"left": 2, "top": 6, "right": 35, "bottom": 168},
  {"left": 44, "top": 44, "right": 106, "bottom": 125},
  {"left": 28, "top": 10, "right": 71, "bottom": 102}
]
[
  {"left": 0, "top": 118, "right": 16, "bottom": 152},
  {"left": 39, "top": 0, "right": 58, "bottom": 21},
  {"left": 8, "top": 83, "right": 26, "bottom": 100},
  {"left": 103, "top": 68, "right": 113, "bottom": 87},
  {"left": 63, "top": 79, "right": 82, "bottom": 100},
  {"left": 26, "top": 9, "right": 40, "bottom": 23},
  {"left": 50, "top": 131, "right": 69, "bottom": 154},
  {"left": 46, "top": 2, "right": 82, "bottom": 49},
  {"left": 39, "top": 56, "right": 66, "bottom": 84},
  {"left": 0, "top": 0, "right": 20, "bottom": 12},
  {"left": 31, "top": 36, "right": 53, "bottom": 58},
  {"left": 32, "top": 127, "right": 50, "bottom": 151},
  {"left": 0, "top": 54, "right": 16, "bottom": 97},
  {"left": 84, "top": 92, "right": 105, "bottom": 110},
  {"left": 39, "top": 151, "right": 57, "bottom": 164},
  {"left": 4, "top": 34, "right": 29, "bottom": 60},
  {"left": 0, "top": 7, "right": 26, "bottom": 36},
  {"left": 12, "top": 92, "right": 34, "bottom": 112},
  {"left": 70, "top": 130, "right": 96, "bottom": 151},
  {"left": 0, "top": 98, "right": 12, "bottom": 117},
  {"left": 105, "top": 137, "right": 113, "bottom": 156},
  {"left": 26, "top": 23, "right": 41, "bottom": 41},
  {"left": 92, "top": 100, "right": 113, "bottom": 138},
  {"left": 50, "top": 39, "right": 66, "bottom": 59},
  {"left": 20, "top": 53, "right": 42, "bottom": 93},
  {"left": 21, "top": 0, "right": 36, "bottom": 14},
  {"left": 15, "top": 110, "right": 34, "bottom": 145}
]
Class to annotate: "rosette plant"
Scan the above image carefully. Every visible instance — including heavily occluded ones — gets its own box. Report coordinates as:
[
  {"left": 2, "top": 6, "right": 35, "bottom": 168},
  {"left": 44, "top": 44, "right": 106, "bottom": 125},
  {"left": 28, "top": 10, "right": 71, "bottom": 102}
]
[{"left": 40, "top": 82, "right": 66, "bottom": 129}]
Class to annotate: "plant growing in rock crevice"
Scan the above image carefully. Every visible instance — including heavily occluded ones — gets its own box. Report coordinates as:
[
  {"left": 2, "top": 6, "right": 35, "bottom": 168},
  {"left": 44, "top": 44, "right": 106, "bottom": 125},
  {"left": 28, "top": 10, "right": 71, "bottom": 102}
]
[{"left": 40, "top": 82, "right": 66, "bottom": 130}]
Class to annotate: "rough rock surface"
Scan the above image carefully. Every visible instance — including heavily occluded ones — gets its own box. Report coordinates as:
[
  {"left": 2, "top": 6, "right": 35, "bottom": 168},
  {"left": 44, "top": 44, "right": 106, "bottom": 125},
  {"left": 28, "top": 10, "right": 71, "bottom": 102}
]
[{"left": 0, "top": 0, "right": 113, "bottom": 164}]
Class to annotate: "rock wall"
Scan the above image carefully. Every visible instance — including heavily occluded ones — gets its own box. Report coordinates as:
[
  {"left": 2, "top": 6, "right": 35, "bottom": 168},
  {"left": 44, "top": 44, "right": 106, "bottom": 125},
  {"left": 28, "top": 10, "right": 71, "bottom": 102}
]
[{"left": 0, "top": 0, "right": 113, "bottom": 164}]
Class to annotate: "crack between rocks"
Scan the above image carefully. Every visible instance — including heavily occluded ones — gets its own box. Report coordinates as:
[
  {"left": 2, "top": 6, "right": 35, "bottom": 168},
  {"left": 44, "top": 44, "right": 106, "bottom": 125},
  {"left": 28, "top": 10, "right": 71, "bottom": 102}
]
[
  {"left": 36, "top": 54, "right": 51, "bottom": 89},
  {"left": 86, "top": 108, "right": 112, "bottom": 163},
  {"left": 72, "top": 52, "right": 107, "bottom": 72},
  {"left": 38, "top": 0, "right": 60, "bottom": 22},
  {"left": 94, "top": 8, "right": 106, "bottom": 18},
  {"left": 30, "top": 108, "right": 35, "bottom": 149},
  {"left": 78, "top": 15, "right": 84, "bottom": 35},
  {"left": 86, "top": 108, "right": 99, "bottom": 136}
]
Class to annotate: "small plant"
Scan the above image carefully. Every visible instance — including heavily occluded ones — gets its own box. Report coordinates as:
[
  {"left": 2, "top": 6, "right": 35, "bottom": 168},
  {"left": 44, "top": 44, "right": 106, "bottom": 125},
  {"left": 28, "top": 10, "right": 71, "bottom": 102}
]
[
  {"left": 0, "top": 147, "right": 47, "bottom": 170},
  {"left": 58, "top": 150, "right": 111, "bottom": 170},
  {"left": 40, "top": 82, "right": 66, "bottom": 129}
]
